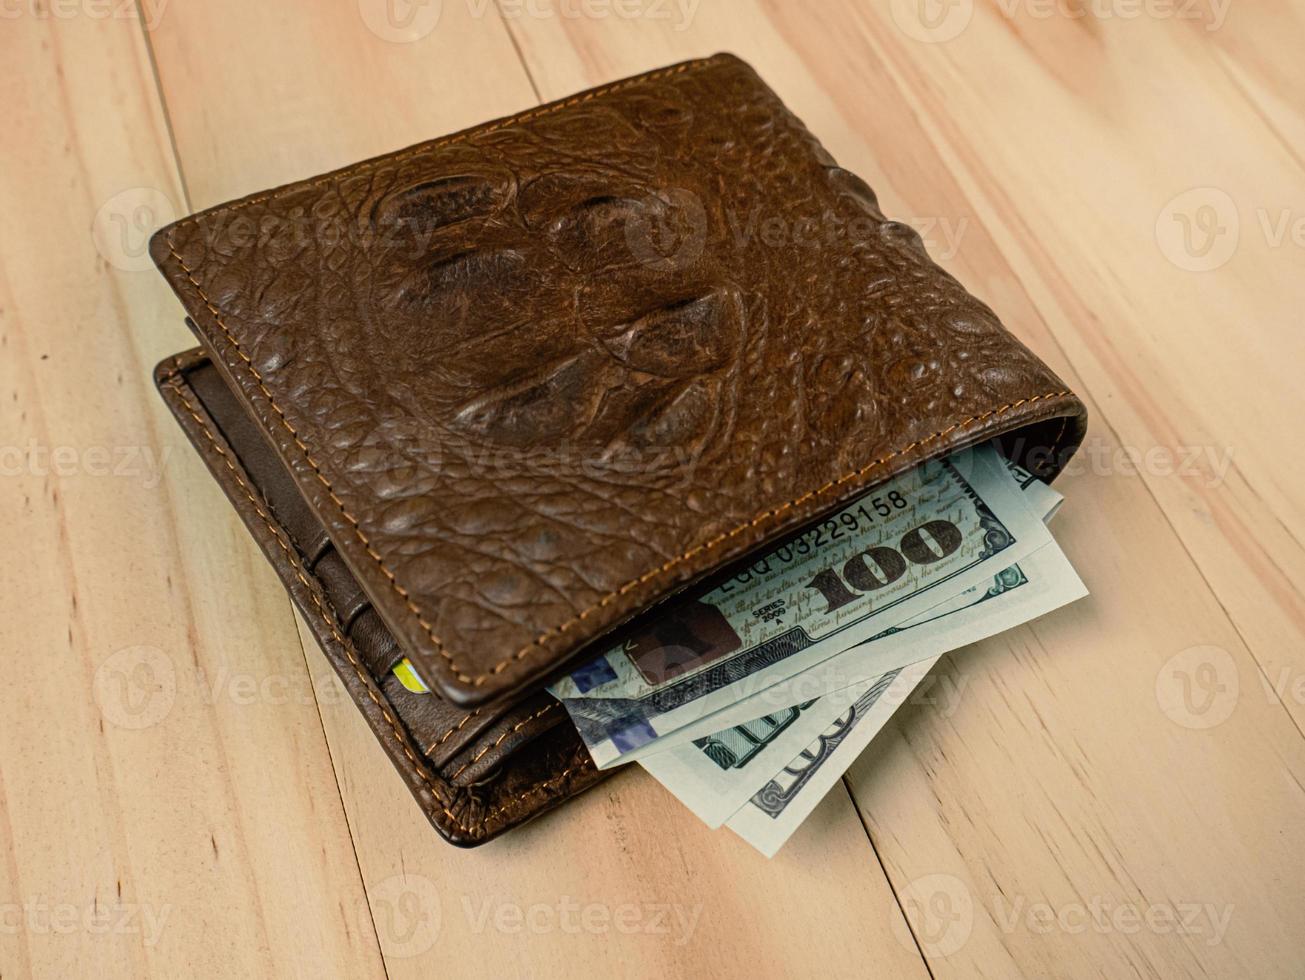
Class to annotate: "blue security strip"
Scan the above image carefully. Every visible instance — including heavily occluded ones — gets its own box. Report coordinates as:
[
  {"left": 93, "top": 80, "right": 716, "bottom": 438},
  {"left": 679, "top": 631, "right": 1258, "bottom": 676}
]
[
  {"left": 570, "top": 657, "right": 619, "bottom": 693},
  {"left": 608, "top": 715, "right": 658, "bottom": 753}
]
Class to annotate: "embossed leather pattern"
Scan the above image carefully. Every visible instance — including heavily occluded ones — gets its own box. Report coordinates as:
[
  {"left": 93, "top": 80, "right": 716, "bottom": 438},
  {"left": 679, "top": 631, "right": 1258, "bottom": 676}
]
[{"left": 151, "top": 54, "right": 1085, "bottom": 844}]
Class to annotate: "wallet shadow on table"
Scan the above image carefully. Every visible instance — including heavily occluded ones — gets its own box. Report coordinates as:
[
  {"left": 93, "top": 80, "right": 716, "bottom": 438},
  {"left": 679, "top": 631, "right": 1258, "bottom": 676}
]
[{"left": 149, "top": 53, "right": 1086, "bottom": 846}]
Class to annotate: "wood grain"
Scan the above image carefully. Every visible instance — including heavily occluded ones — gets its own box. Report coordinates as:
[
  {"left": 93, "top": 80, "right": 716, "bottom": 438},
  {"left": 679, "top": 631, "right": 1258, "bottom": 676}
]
[
  {"left": 2, "top": 0, "right": 1302, "bottom": 976},
  {"left": 0, "top": 12, "right": 381, "bottom": 978}
]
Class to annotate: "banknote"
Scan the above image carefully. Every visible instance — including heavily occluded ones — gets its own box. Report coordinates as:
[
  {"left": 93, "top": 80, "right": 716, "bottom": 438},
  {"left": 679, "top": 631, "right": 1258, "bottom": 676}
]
[
  {"left": 639, "top": 540, "right": 1085, "bottom": 826},
  {"left": 725, "top": 658, "right": 936, "bottom": 857},
  {"left": 1002, "top": 456, "right": 1063, "bottom": 523},
  {"left": 550, "top": 444, "right": 1054, "bottom": 768},
  {"left": 638, "top": 664, "right": 929, "bottom": 828},
  {"left": 693, "top": 499, "right": 1076, "bottom": 725},
  {"left": 619, "top": 461, "right": 1066, "bottom": 751}
]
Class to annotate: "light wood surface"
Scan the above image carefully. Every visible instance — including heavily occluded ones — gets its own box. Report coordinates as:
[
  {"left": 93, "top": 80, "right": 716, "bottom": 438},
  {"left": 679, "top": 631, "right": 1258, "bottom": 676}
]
[{"left": 2, "top": 2, "right": 1302, "bottom": 977}]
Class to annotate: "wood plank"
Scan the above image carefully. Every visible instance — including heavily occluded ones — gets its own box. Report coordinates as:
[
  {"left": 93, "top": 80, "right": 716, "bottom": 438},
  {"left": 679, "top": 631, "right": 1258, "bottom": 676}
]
[
  {"left": 144, "top": 2, "right": 930, "bottom": 976},
  {"left": 0, "top": 13, "right": 382, "bottom": 978},
  {"left": 501, "top": 4, "right": 1305, "bottom": 977},
  {"left": 146, "top": 0, "right": 541, "bottom": 206},
  {"left": 823, "top": 0, "right": 1305, "bottom": 726}
]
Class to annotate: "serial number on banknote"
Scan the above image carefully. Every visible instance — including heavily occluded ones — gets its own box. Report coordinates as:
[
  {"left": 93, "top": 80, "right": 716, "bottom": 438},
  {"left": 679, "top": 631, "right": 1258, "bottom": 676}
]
[{"left": 720, "top": 491, "right": 912, "bottom": 584}]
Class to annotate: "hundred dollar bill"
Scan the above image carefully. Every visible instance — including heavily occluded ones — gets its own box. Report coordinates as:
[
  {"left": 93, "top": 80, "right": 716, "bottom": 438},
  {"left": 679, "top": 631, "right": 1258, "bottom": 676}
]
[
  {"left": 622, "top": 459, "right": 1066, "bottom": 749},
  {"left": 724, "top": 668, "right": 925, "bottom": 857},
  {"left": 639, "top": 665, "right": 927, "bottom": 829},
  {"left": 753, "top": 538, "right": 1085, "bottom": 709},
  {"left": 726, "top": 658, "right": 936, "bottom": 857},
  {"left": 639, "top": 540, "right": 1085, "bottom": 826},
  {"left": 549, "top": 444, "right": 1054, "bottom": 768}
]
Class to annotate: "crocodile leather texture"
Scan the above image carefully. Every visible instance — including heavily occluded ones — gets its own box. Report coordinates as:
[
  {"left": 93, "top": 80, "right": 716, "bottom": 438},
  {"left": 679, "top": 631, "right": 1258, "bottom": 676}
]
[{"left": 151, "top": 54, "right": 1086, "bottom": 844}]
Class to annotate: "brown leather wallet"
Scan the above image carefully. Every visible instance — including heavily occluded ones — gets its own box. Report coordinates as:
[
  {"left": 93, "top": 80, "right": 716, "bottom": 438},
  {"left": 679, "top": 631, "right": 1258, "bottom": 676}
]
[{"left": 150, "top": 53, "right": 1086, "bottom": 846}]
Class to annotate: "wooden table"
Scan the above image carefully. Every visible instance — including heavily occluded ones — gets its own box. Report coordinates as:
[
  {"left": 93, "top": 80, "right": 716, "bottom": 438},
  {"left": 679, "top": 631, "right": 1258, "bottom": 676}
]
[{"left": 4, "top": 1, "right": 1303, "bottom": 976}]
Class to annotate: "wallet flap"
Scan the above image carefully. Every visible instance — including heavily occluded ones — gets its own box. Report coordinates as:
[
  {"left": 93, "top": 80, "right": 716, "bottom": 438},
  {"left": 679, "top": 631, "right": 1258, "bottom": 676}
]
[{"left": 150, "top": 53, "right": 1085, "bottom": 708}]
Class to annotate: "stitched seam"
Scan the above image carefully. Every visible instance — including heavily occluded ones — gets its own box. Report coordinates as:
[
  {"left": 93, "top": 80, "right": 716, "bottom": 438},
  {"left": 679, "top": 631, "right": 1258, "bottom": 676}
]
[
  {"left": 430, "top": 707, "right": 480, "bottom": 751},
  {"left": 158, "top": 58, "right": 1075, "bottom": 690},
  {"left": 160, "top": 367, "right": 591, "bottom": 835},
  {"left": 447, "top": 703, "right": 560, "bottom": 782}
]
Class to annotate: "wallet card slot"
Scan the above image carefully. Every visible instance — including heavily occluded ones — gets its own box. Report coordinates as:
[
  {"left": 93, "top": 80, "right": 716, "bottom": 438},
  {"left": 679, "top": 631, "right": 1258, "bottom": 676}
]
[
  {"left": 185, "top": 356, "right": 335, "bottom": 566},
  {"left": 345, "top": 606, "right": 403, "bottom": 678},
  {"left": 440, "top": 693, "right": 566, "bottom": 787},
  {"left": 376, "top": 670, "right": 552, "bottom": 772},
  {"left": 377, "top": 671, "right": 490, "bottom": 766},
  {"left": 312, "top": 548, "right": 372, "bottom": 632}
]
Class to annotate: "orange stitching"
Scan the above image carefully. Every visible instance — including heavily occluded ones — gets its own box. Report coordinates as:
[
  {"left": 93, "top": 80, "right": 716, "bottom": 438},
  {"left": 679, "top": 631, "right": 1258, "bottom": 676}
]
[
  {"left": 160, "top": 370, "right": 591, "bottom": 836},
  {"left": 447, "top": 703, "right": 560, "bottom": 782},
  {"left": 158, "top": 57, "right": 1073, "bottom": 691},
  {"left": 430, "top": 707, "right": 481, "bottom": 751}
]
